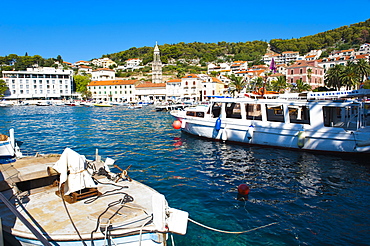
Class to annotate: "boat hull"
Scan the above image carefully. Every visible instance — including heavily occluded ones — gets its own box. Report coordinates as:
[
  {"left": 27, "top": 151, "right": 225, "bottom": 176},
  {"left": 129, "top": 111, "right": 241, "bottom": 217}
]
[
  {"left": 0, "top": 140, "right": 15, "bottom": 157},
  {"left": 180, "top": 118, "right": 369, "bottom": 153}
]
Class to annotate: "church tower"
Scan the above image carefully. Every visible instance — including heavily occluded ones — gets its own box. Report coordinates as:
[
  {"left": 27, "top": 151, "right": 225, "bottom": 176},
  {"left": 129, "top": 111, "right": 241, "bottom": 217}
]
[{"left": 152, "top": 42, "right": 163, "bottom": 83}]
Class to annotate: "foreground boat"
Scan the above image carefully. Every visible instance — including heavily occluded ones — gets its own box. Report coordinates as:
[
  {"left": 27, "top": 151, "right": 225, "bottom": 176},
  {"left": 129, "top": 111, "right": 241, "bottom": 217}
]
[
  {"left": 0, "top": 148, "right": 188, "bottom": 245},
  {"left": 171, "top": 90, "right": 370, "bottom": 153},
  {"left": 0, "top": 129, "right": 22, "bottom": 158}
]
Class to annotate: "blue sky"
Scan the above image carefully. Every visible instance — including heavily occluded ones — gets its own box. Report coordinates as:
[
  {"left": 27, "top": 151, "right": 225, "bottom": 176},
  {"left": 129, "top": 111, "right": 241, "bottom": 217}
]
[{"left": 1, "top": 0, "right": 369, "bottom": 63}]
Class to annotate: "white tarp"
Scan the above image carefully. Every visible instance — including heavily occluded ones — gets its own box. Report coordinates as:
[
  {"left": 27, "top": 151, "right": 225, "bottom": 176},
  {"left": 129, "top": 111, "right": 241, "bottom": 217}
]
[{"left": 53, "top": 148, "right": 97, "bottom": 195}]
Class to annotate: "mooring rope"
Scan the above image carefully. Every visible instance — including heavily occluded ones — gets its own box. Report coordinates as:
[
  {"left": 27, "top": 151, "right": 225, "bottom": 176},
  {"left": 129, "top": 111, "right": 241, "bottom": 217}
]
[{"left": 188, "top": 218, "right": 278, "bottom": 234}]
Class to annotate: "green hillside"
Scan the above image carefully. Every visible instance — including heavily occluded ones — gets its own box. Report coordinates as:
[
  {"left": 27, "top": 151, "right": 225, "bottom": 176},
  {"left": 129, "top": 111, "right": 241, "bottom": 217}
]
[{"left": 107, "top": 18, "right": 370, "bottom": 65}]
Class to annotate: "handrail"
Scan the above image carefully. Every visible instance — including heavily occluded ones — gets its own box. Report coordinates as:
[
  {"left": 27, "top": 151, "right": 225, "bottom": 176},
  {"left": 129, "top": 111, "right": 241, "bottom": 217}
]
[{"left": 0, "top": 192, "right": 52, "bottom": 246}]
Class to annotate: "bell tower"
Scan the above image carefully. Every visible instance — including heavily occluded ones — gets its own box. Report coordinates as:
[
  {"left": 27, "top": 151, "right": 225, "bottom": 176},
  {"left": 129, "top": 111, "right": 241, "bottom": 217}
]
[{"left": 152, "top": 42, "right": 162, "bottom": 83}]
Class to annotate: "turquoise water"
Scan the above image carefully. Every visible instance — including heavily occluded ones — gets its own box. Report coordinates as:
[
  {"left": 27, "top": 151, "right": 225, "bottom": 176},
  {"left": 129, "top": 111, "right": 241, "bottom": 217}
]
[{"left": 1, "top": 105, "right": 369, "bottom": 245}]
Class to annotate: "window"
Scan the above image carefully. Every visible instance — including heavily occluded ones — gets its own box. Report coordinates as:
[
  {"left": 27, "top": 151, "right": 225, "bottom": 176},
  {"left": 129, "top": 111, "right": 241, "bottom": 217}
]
[
  {"left": 246, "top": 104, "right": 262, "bottom": 120},
  {"left": 266, "top": 104, "right": 284, "bottom": 122},
  {"left": 226, "top": 103, "right": 242, "bottom": 119},
  {"left": 211, "top": 102, "right": 222, "bottom": 118},
  {"left": 288, "top": 106, "right": 310, "bottom": 124}
]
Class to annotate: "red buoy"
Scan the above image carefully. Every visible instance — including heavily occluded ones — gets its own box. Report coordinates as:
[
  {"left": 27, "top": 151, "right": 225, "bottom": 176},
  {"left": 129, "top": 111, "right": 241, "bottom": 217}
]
[
  {"left": 238, "top": 184, "right": 250, "bottom": 196},
  {"left": 172, "top": 120, "right": 182, "bottom": 129}
]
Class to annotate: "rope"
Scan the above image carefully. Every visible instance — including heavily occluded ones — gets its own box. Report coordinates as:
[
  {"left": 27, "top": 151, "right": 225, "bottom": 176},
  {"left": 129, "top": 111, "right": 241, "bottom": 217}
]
[
  {"left": 188, "top": 218, "right": 278, "bottom": 234},
  {"left": 59, "top": 185, "right": 88, "bottom": 246}
]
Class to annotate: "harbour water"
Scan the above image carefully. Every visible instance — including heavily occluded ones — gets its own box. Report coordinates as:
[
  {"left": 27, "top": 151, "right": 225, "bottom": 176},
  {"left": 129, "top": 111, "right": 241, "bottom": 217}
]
[{"left": 1, "top": 105, "right": 369, "bottom": 245}]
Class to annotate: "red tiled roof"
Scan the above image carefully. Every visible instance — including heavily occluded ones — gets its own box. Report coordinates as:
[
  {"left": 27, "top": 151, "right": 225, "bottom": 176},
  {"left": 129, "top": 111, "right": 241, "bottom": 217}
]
[
  {"left": 167, "top": 79, "right": 181, "bottom": 83},
  {"left": 87, "top": 80, "right": 139, "bottom": 86},
  {"left": 136, "top": 82, "right": 166, "bottom": 88}
]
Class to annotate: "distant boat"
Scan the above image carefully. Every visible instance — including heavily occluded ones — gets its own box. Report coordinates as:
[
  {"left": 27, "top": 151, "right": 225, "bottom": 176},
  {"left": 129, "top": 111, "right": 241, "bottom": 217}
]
[
  {"left": 128, "top": 103, "right": 142, "bottom": 109},
  {"left": 36, "top": 101, "right": 51, "bottom": 106},
  {"left": 0, "top": 148, "right": 188, "bottom": 245},
  {"left": 94, "top": 102, "right": 113, "bottom": 107}
]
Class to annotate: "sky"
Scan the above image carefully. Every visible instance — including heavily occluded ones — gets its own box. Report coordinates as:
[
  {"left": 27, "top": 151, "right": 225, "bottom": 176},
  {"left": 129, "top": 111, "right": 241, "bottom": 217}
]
[{"left": 1, "top": 0, "right": 370, "bottom": 63}]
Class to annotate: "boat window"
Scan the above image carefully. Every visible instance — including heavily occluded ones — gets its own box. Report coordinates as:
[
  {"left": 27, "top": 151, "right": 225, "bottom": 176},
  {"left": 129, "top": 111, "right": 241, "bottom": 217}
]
[
  {"left": 288, "top": 106, "right": 310, "bottom": 124},
  {"left": 226, "top": 103, "right": 242, "bottom": 119},
  {"left": 266, "top": 104, "right": 284, "bottom": 122},
  {"left": 211, "top": 102, "right": 222, "bottom": 118},
  {"left": 186, "top": 111, "right": 205, "bottom": 118},
  {"left": 246, "top": 104, "right": 262, "bottom": 121},
  {"left": 323, "top": 106, "right": 360, "bottom": 129}
]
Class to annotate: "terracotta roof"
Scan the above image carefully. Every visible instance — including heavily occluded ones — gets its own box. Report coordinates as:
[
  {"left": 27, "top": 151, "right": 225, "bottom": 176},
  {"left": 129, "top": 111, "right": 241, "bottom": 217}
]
[
  {"left": 87, "top": 80, "right": 139, "bottom": 86},
  {"left": 136, "top": 82, "right": 166, "bottom": 88},
  {"left": 79, "top": 65, "right": 91, "bottom": 69},
  {"left": 167, "top": 79, "right": 181, "bottom": 83},
  {"left": 282, "top": 51, "right": 299, "bottom": 54},
  {"left": 63, "top": 61, "right": 72, "bottom": 65},
  {"left": 182, "top": 74, "right": 198, "bottom": 78},
  {"left": 93, "top": 68, "right": 114, "bottom": 72}
]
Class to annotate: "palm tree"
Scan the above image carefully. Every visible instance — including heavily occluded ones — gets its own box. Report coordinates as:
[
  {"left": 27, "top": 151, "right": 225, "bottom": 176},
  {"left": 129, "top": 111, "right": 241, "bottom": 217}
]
[
  {"left": 307, "top": 68, "right": 312, "bottom": 84},
  {"left": 341, "top": 62, "right": 361, "bottom": 90},
  {"left": 249, "top": 76, "right": 264, "bottom": 92},
  {"left": 271, "top": 76, "right": 287, "bottom": 92},
  {"left": 227, "top": 74, "right": 247, "bottom": 94},
  {"left": 325, "top": 64, "right": 345, "bottom": 90},
  {"left": 353, "top": 59, "right": 370, "bottom": 85},
  {"left": 290, "top": 79, "right": 311, "bottom": 93}
]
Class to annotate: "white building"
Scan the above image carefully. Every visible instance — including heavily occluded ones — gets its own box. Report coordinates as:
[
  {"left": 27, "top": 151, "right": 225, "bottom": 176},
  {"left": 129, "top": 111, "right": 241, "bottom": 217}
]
[
  {"left": 2, "top": 67, "right": 73, "bottom": 100},
  {"left": 91, "top": 68, "right": 115, "bottom": 81},
  {"left": 166, "top": 79, "right": 182, "bottom": 101},
  {"left": 91, "top": 58, "right": 117, "bottom": 68},
  {"left": 136, "top": 82, "right": 166, "bottom": 102},
  {"left": 87, "top": 79, "right": 139, "bottom": 102}
]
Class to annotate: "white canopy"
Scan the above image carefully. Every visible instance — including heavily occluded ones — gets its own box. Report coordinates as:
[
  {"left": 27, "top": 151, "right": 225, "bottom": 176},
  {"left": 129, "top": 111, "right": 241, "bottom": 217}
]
[{"left": 53, "top": 148, "right": 97, "bottom": 195}]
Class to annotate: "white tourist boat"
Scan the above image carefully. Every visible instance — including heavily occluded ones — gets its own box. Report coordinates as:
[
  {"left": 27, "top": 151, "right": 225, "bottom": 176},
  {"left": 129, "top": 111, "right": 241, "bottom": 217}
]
[
  {"left": 0, "top": 148, "right": 188, "bottom": 245},
  {"left": 171, "top": 90, "right": 370, "bottom": 153},
  {"left": 0, "top": 129, "right": 22, "bottom": 158}
]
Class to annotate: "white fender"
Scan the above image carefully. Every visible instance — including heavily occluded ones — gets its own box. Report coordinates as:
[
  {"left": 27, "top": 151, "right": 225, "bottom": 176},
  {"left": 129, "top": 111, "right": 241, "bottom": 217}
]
[
  {"left": 246, "top": 125, "right": 254, "bottom": 140},
  {"left": 152, "top": 193, "right": 167, "bottom": 232},
  {"left": 221, "top": 129, "right": 228, "bottom": 141}
]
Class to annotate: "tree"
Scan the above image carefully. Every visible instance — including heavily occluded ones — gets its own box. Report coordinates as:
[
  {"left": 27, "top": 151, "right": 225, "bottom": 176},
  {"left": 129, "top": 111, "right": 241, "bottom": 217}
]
[
  {"left": 271, "top": 76, "right": 288, "bottom": 92},
  {"left": 325, "top": 64, "right": 345, "bottom": 90},
  {"left": 73, "top": 75, "right": 91, "bottom": 93},
  {"left": 290, "top": 79, "right": 311, "bottom": 93},
  {"left": 227, "top": 74, "right": 247, "bottom": 94},
  {"left": 307, "top": 68, "right": 312, "bottom": 84},
  {"left": 353, "top": 59, "right": 370, "bottom": 84},
  {"left": 0, "top": 79, "right": 8, "bottom": 98},
  {"left": 341, "top": 62, "right": 361, "bottom": 90}
]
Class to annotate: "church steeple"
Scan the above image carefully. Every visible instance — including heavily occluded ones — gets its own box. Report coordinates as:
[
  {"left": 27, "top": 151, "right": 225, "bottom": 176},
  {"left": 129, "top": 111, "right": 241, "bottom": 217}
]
[{"left": 152, "top": 42, "right": 162, "bottom": 83}]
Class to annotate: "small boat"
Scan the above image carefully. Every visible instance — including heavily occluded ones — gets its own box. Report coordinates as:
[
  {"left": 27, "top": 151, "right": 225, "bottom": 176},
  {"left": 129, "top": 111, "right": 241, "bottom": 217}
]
[
  {"left": 0, "top": 148, "right": 188, "bottom": 245},
  {"left": 171, "top": 89, "right": 370, "bottom": 153},
  {"left": 94, "top": 101, "right": 113, "bottom": 107},
  {"left": 36, "top": 101, "right": 51, "bottom": 106},
  {"left": 127, "top": 104, "right": 142, "bottom": 109},
  {"left": 0, "top": 129, "right": 22, "bottom": 158},
  {"left": 94, "top": 103, "right": 113, "bottom": 107}
]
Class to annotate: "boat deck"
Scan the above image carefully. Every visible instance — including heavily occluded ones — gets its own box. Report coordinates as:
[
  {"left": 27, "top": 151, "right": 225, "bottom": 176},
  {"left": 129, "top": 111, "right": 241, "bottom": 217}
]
[{"left": 0, "top": 155, "right": 162, "bottom": 243}]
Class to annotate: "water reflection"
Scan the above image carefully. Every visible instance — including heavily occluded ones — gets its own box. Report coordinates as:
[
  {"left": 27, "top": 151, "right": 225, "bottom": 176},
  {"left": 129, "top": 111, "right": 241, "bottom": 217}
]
[{"left": 1, "top": 106, "right": 369, "bottom": 245}]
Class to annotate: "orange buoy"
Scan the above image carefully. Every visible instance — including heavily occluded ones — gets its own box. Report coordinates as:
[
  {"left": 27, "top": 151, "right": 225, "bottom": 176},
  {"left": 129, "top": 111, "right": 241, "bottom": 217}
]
[
  {"left": 172, "top": 120, "right": 182, "bottom": 129},
  {"left": 238, "top": 184, "right": 250, "bottom": 196}
]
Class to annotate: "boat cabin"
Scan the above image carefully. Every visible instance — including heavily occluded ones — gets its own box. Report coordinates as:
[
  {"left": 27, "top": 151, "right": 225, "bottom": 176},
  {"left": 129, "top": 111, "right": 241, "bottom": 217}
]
[{"left": 185, "top": 99, "right": 369, "bottom": 131}]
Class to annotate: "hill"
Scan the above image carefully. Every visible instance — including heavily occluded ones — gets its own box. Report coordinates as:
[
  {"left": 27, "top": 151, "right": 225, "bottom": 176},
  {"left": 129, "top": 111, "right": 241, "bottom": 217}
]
[{"left": 106, "top": 19, "right": 370, "bottom": 65}]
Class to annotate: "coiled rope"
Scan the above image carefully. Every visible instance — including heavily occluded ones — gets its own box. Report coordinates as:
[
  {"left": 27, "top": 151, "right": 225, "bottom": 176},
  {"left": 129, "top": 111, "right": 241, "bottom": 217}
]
[{"left": 188, "top": 218, "right": 278, "bottom": 234}]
